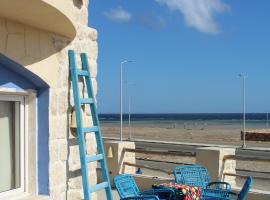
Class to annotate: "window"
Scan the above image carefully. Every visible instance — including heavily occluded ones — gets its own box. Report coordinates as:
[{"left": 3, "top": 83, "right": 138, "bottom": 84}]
[{"left": 0, "top": 94, "right": 26, "bottom": 198}]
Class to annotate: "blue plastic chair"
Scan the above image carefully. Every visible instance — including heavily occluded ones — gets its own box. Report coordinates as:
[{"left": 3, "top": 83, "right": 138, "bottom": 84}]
[
  {"left": 174, "top": 165, "right": 231, "bottom": 199},
  {"left": 114, "top": 174, "right": 174, "bottom": 200},
  {"left": 174, "top": 165, "right": 231, "bottom": 190},
  {"left": 229, "top": 176, "right": 253, "bottom": 200},
  {"left": 203, "top": 176, "right": 253, "bottom": 200}
]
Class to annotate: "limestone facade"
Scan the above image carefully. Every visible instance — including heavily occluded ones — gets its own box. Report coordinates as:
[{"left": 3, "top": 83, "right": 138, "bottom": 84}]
[
  {"left": 196, "top": 147, "right": 236, "bottom": 186},
  {"left": 0, "top": 0, "right": 98, "bottom": 199},
  {"left": 104, "top": 141, "right": 136, "bottom": 186}
]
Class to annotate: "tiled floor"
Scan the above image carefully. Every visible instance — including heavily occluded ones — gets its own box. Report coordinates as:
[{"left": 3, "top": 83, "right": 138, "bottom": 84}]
[{"left": 97, "top": 189, "right": 120, "bottom": 200}]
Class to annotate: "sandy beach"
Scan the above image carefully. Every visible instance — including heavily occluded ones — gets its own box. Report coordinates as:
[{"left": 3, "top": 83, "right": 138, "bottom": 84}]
[
  {"left": 101, "top": 120, "right": 270, "bottom": 191},
  {"left": 101, "top": 120, "right": 270, "bottom": 147}
]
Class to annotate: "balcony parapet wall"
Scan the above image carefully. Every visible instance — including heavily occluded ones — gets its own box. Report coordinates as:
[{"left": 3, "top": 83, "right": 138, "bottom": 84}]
[{"left": 0, "top": 0, "right": 78, "bottom": 39}]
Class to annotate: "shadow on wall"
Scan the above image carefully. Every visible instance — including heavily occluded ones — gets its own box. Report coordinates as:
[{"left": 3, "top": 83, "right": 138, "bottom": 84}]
[
  {"left": 0, "top": 17, "right": 71, "bottom": 66},
  {"left": 73, "top": 0, "right": 83, "bottom": 9}
]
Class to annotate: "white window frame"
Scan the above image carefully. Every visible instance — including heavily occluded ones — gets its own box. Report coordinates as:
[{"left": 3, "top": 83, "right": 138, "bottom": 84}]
[{"left": 0, "top": 93, "right": 28, "bottom": 199}]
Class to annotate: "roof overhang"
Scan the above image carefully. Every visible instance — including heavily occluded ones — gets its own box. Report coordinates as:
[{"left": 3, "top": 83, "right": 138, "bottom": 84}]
[{"left": 0, "top": 0, "right": 76, "bottom": 39}]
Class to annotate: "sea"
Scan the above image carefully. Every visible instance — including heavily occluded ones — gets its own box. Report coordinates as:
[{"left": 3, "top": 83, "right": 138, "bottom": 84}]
[
  {"left": 99, "top": 113, "right": 270, "bottom": 121},
  {"left": 99, "top": 113, "right": 270, "bottom": 129}
]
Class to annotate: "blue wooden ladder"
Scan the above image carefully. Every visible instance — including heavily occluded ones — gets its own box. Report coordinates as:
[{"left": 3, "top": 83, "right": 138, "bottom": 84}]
[{"left": 68, "top": 50, "right": 113, "bottom": 200}]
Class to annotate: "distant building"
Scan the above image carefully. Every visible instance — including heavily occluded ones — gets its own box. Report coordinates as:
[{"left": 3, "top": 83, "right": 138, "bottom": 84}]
[{"left": 0, "top": 1, "right": 98, "bottom": 199}]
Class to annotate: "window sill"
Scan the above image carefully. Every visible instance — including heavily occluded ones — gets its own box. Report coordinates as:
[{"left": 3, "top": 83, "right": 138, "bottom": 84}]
[
  {"left": 3, "top": 194, "right": 51, "bottom": 200},
  {"left": 20, "top": 195, "right": 51, "bottom": 200}
]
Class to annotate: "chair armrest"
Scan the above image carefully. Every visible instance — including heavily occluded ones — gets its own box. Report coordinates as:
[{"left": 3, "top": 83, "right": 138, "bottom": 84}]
[
  {"left": 203, "top": 189, "right": 231, "bottom": 200},
  {"left": 207, "top": 181, "right": 231, "bottom": 191},
  {"left": 122, "top": 195, "right": 159, "bottom": 200},
  {"left": 141, "top": 189, "right": 174, "bottom": 199},
  {"left": 228, "top": 191, "right": 238, "bottom": 196}
]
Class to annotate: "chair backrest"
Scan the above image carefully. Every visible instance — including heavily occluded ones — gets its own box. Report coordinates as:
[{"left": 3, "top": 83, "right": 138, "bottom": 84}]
[
  {"left": 114, "top": 174, "right": 141, "bottom": 199},
  {"left": 237, "top": 176, "right": 253, "bottom": 200},
  {"left": 174, "top": 165, "right": 211, "bottom": 188}
]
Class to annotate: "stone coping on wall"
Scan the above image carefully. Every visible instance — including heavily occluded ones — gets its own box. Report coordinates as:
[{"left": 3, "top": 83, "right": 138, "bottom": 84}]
[
  {"left": 8, "top": 194, "right": 51, "bottom": 200},
  {"left": 21, "top": 196, "right": 51, "bottom": 200}
]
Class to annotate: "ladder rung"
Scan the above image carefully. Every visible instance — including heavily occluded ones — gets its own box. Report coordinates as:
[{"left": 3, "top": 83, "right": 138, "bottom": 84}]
[
  {"left": 82, "top": 126, "right": 99, "bottom": 133},
  {"left": 80, "top": 98, "right": 94, "bottom": 104},
  {"left": 89, "top": 182, "right": 109, "bottom": 193},
  {"left": 77, "top": 69, "right": 89, "bottom": 76},
  {"left": 86, "top": 154, "right": 104, "bottom": 163}
]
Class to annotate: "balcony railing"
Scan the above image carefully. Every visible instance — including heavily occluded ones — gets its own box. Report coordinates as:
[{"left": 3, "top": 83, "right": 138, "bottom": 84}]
[{"left": 124, "top": 148, "right": 270, "bottom": 182}]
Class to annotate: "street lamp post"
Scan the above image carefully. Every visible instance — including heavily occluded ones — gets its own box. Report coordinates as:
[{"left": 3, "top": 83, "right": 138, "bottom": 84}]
[
  {"left": 120, "top": 60, "right": 135, "bottom": 142},
  {"left": 127, "top": 82, "right": 135, "bottom": 141},
  {"left": 267, "top": 112, "right": 269, "bottom": 130},
  {"left": 239, "top": 73, "right": 248, "bottom": 148}
]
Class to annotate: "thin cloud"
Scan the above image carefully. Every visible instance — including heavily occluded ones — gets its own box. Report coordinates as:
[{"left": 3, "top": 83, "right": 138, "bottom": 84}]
[
  {"left": 102, "top": 6, "right": 132, "bottom": 23},
  {"left": 136, "top": 14, "right": 166, "bottom": 30},
  {"left": 102, "top": 6, "right": 166, "bottom": 30},
  {"left": 156, "top": 0, "right": 230, "bottom": 34}
]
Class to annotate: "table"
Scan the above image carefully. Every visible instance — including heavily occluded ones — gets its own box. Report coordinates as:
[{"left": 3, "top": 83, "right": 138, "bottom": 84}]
[{"left": 152, "top": 182, "right": 202, "bottom": 200}]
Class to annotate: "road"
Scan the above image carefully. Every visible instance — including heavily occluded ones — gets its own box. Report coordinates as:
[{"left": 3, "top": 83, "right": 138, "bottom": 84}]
[{"left": 131, "top": 139, "right": 270, "bottom": 159}]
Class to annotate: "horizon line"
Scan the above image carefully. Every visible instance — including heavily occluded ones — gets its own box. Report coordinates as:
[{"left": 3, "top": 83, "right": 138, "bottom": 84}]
[{"left": 98, "top": 112, "right": 270, "bottom": 115}]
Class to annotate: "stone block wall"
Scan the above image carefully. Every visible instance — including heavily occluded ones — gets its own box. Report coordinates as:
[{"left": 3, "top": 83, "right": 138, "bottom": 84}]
[
  {"left": 104, "top": 141, "right": 136, "bottom": 185},
  {"left": 0, "top": 0, "right": 99, "bottom": 199},
  {"left": 196, "top": 147, "right": 236, "bottom": 186}
]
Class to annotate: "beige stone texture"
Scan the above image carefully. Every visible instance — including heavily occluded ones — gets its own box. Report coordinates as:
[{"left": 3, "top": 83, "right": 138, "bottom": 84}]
[
  {"left": 0, "top": 19, "right": 7, "bottom": 52},
  {"left": 39, "top": 32, "right": 55, "bottom": 58},
  {"left": 104, "top": 141, "right": 136, "bottom": 185},
  {"left": 88, "top": 28, "right": 98, "bottom": 41},
  {"left": 0, "top": 0, "right": 76, "bottom": 38},
  {"left": 50, "top": 184, "right": 67, "bottom": 200},
  {"left": 67, "top": 189, "right": 84, "bottom": 200},
  {"left": 89, "top": 59, "right": 98, "bottom": 78},
  {"left": 50, "top": 161, "right": 67, "bottom": 186},
  {"left": 196, "top": 147, "right": 236, "bottom": 186},
  {"left": 0, "top": 0, "right": 99, "bottom": 199},
  {"left": 86, "top": 41, "right": 98, "bottom": 60},
  {"left": 6, "top": 34, "right": 25, "bottom": 60},
  {"left": 26, "top": 56, "right": 60, "bottom": 88},
  {"left": 50, "top": 116, "right": 68, "bottom": 140},
  {"left": 6, "top": 20, "right": 24, "bottom": 34},
  {"left": 91, "top": 78, "right": 98, "bottom": 97},
  {"left": 25, "top": 27, "right": 40, "bottom": 58}
]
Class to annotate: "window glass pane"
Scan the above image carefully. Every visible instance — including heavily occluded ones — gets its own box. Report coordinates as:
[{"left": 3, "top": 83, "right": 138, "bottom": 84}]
[{"left": 0, "top": 101, "right": 20, "bottom": 193}]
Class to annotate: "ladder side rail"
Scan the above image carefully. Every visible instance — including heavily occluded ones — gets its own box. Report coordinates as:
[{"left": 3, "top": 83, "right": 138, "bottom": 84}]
[
  {"left": 80, "top": 53, "right": 113, "bottom": 200},
  {"left": 69, "top": 50, "right": 91, "bottom": 199}
]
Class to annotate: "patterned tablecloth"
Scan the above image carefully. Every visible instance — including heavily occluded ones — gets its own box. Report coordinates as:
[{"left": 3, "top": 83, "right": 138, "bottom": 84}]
[{"left": 152, "top": 182, "right": 202, "bottom": 200}]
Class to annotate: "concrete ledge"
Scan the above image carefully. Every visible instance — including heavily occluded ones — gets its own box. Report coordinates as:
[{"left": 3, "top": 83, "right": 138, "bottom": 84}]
[
  {"left": 20, "top": 196, "right": 51, "bottom": 200},
  {"left": 103, "top": 137, "right": 270, "bottom": 152},
  {"left": 5, "top": 194, "right": 51, "bottom": 200},
  {"left": 232, "top": 187, "right": 270, "bottom": 200}
]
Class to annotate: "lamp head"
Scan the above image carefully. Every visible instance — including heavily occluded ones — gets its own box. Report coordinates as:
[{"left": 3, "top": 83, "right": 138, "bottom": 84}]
[
  {"left": 121, "top": 60, "right": 136, "bottom": 64},
  {"left": 238, "top": 73, "right": 248, "bottom": 78}
]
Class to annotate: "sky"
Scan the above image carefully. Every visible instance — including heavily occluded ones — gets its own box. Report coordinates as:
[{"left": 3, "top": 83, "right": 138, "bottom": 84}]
[{"left": 88, "top": 0, "right": 270, "bottom": 114}]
